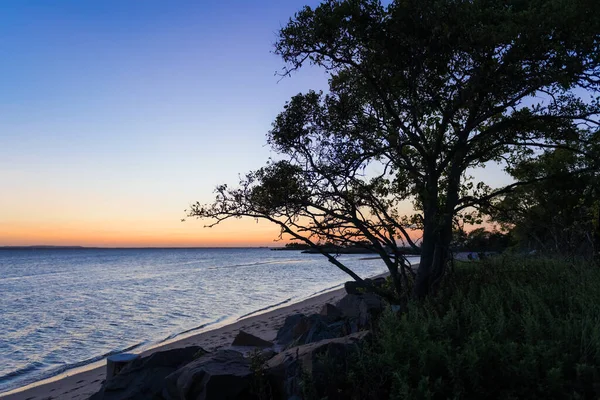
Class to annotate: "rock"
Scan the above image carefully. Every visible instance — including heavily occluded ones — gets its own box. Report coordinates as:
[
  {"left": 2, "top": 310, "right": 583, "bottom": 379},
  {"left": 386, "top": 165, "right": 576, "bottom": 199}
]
[
  {"left": 106, "top": 353, "right": 140, "bottom": 379},
  {"left": 359, "top": 292, "right": 386, "bottom": 316},
  {"left": 163, "top": 349, "right": 253, "bottom": 400},
  {"left": 336, "top": 293, "right": 386, "bottom": 328},
  {"left": 258, "top": 348, "right": 277, "bottom": 361},
  {"left": 276, "top": 314, "right": 346, "bottom": 347},
  {"left": 344, "top": 280, "right": 363, "bottom": 295},
  {"left": 336, "top": 293, "right": 386, "bottom": 318},
  {"left": 319, "top": 303, "right": 343, "bottom": 320},
  {"left": 267, "top": 331, "right": 371, "bottom": 400},
  {"left": 298, "top": 315, "right": 345, "bottom": 346},
  {"left": 275, "top": 314, "right": 307, "bottom": 346},
  {"left": 344, "top": 277, "right": 386, "bottom": 295},
  {"left": 89, "top": 346, "right": 205, "bottom": 400},
  {"left": 231, "top": 330, "right": 274, "bottom": 347},
  {"left": 335, "top": 294, "right": 362, "bottom": 319},
  {"left": 231, "top": 346, "right": 278, "bottom": 361}
]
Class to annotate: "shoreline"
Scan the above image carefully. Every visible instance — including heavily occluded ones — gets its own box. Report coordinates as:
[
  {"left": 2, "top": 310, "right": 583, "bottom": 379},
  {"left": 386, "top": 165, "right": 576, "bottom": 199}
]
[
  {"left": 1, "top": 261, "right": 419, "bottom": 400},
  {"left": 0, "top": 280, "right": 354, "bottom": 400},
  {"left": 1, "top": 280, "right": 349, "bottom": 396}
]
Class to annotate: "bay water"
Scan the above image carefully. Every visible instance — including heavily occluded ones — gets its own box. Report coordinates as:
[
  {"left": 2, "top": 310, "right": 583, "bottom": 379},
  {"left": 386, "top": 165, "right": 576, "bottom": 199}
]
[{"left": 0, "top": 247, "right": 418, "bottom": 393}]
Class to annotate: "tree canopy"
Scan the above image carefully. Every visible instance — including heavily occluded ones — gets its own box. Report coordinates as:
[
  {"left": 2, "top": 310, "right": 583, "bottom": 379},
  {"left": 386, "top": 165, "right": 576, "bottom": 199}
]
[
  {"left": 490, "top": 142, "right": 600, "bottom": 259},
  {"left": 189, "top": 0, "right": 600, "bottom": 299}
]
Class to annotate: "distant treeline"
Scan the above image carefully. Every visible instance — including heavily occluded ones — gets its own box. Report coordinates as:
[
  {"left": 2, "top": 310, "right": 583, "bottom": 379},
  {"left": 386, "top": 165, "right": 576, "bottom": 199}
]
[
  {"left": 451, "top": 228, "right": 513, "bottom": 253},
  {"left": 273, "top": 242, "right": 421, "bottom": 255},
  {"left": 0, "top": 245, "right": 88, "bottom": 250}
]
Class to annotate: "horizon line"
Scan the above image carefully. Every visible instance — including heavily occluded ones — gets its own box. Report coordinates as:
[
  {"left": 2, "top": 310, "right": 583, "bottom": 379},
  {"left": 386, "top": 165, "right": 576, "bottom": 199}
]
[{"left": 0, "top": 245, "right": 284, "bottom": 250}]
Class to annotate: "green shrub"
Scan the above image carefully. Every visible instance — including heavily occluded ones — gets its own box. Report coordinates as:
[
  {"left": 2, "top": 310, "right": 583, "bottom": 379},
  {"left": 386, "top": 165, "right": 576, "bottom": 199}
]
[
  {"left": 249, "top": 350, "right": 273, "bottom": 400},
  {"left": 342, "top": 257, "right": 600, "bottom": 399}
]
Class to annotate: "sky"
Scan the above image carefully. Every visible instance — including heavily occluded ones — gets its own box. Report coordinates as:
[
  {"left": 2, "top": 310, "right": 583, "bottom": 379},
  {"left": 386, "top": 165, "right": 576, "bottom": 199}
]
[{"left": 0, "top": 1, "right": 510, "bottom": 247}]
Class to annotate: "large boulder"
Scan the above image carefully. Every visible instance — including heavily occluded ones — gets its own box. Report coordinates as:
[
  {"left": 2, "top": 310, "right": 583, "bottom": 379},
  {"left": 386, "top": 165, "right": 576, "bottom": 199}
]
[
  {"left": 344, "top": 277, "right": 387, "bottom": 295},
  {"left": 267, "top": 331, "right": 371, "bottom": 400},
  {"left": 319, "top": 303, "right": 343, "bottom": 320},
  {"left": 274, "top": 314, "right": 306, "bottom": 346},
  {"left": 275, "top": 314, "right": 346, "bottom": 347},
  {"left": 344, "top": 280, "right": 363, "bottom": 295},
  {"left": 89, "top": 346, "right": 205, "bottom": 400},
  {"left": 231, "top": 330, "right": 273, "bottom": 348},
  {"left": 336, "top": 293, "right": 386, "bottom": 329},
  {"left": 162, "top": 349, "right": 254, "bottom": 400},
  {"left": 298, "top": 314, "right": 346, "bottom": 345}
]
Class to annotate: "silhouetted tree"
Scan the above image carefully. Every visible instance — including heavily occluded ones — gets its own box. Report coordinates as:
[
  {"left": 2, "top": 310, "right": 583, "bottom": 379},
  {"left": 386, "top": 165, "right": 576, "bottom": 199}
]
[
  {"left": 189, "top": 0, "right": 600, "bottom": 299},
  {"left": 490, "top": 143, "right": 600, "bottom": 260},
  {"left": 454, "top": 227, "right": 513, "bottom": 253}
]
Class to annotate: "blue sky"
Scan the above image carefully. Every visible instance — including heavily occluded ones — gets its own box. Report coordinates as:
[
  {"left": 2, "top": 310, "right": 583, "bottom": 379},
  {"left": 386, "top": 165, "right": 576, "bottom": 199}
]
[
  {"left": 0, "top": 0, "right": 510, "bottom": 246},
  {"left": 0, "top": 1, "right": 336, "bottom": 246},
  {"left": 0, "top": 0, "right": 327, "bottom": 185}
]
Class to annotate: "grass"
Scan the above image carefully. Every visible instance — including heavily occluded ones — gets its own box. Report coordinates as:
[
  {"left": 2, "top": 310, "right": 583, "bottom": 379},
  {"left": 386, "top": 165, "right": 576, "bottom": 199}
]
[{"left": 336, "top": 256, "right": 600, "bottom": 399}]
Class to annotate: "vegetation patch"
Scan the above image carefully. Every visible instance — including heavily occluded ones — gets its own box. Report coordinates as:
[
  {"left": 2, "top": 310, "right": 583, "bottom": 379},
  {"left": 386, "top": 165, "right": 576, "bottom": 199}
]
[{"left": 320, "top": 257, "right": 600, "bottom": 399}]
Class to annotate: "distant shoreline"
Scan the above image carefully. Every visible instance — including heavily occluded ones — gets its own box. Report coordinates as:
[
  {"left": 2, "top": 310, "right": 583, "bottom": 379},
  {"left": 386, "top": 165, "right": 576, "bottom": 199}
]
[{"left": 0, "top": 246, "right": 282, "bottom": 250}]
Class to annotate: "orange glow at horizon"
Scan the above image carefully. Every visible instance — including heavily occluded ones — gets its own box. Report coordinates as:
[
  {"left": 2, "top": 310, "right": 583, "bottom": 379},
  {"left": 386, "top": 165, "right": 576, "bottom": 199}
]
[
  {"left": 0, "top": 218, "right": 285, "bottom": 248},
  {"left": 1, "top": 215, "right": 427, "bottom": 248},
  {"left": 0, "top": 222, "right": 425, "bottom": 248},
  {"left": 1, "top": 195, "right": 423, "bottom": 248},
  {"left": 0, "top": 209, "right": 495, "bottom": 248}
]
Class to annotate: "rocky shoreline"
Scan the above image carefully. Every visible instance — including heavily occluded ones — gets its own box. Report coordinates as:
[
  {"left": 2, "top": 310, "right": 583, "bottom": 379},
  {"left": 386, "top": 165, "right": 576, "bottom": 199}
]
[
  {"left": 89, "top": 288, "right": 387, "bottom": 399},
  {"left": 0, "top": 269, "right": 404, "bottom": 400}
]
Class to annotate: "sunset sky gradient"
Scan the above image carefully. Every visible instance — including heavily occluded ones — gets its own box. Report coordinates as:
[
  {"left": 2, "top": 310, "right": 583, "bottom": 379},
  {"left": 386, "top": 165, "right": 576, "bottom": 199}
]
[{"left": 0, "top": 1, "right": 509, "bottom": 247}]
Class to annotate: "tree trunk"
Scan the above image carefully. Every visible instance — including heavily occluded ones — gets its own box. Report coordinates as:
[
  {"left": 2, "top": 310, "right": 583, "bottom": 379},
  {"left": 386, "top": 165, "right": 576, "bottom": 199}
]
[
  {"left": 594, "top": 203, "right": 600, "bottom": 264},
  {"left": 414, "top": 222, "right": 437, "bottom": 299},
  {"left": 389, "top": 263, "right": 404, "bottom": 301},
  {"left": 413, "top": 177, "right": 440, "bottom": 299},
  {"left": 414, "top": 221, "right": 454, "bottom": 299},
  {"left": 413, "top": 165, "right": 462, "bottom": 299}
]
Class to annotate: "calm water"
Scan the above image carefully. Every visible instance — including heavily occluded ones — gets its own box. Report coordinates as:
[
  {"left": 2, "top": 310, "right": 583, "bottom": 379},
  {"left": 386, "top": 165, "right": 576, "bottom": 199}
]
[{"left": 0, "top": 248, "right": 418, "bottom": 393}]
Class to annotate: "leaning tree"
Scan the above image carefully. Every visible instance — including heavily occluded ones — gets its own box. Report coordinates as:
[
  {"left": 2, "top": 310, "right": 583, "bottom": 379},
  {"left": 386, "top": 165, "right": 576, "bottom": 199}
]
[{"left": 189, "top": 0, "right": 600, "bottom": 299}]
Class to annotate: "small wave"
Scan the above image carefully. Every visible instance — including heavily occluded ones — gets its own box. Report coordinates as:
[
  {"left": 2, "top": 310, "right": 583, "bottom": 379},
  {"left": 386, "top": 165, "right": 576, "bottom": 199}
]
[
  {"left": 306, "top": 283, "right": 345, "bottom": 297},
  {"left": 0, "top": 316, "right": 235, "bottom": 393},
  {"left": 0, "top": 342, "right": 148, "bottom": 392},
  {"left": 236, "top": 297, "right": 294, "bottom": 320},
  {"left": 207, "top": 259, "right": 303, "bottom": 270},
  {"left": 0, "top": 270, "right": 71, "bottom": 283},
  {"left": 0, "top": 362, "right": 45, "bottom": 382},
  {"left": 154, "top": 260, "right": 209, "bottom": 267},
  {"left": 235, "top": 281, "right": 351, "bottom": 321},
  {"left": 168, "top": 311, "right": 193, "bottom": 319},
  {"left": 158, "top": 316, "right": 230, "bottom": 343}
]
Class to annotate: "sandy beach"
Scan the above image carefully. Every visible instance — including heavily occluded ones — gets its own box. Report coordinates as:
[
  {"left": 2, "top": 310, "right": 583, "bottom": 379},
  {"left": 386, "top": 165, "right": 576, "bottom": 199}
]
[{"left": 0, "top": 285, "right": 350, "bottom": 400}]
